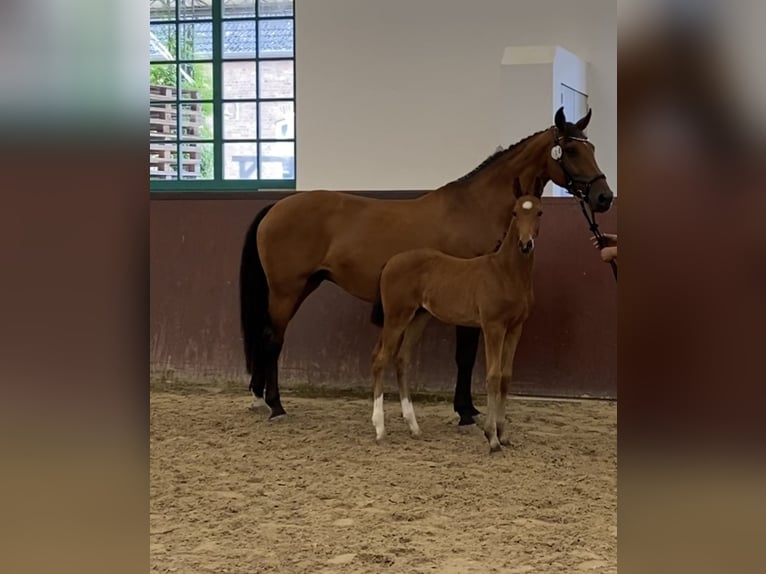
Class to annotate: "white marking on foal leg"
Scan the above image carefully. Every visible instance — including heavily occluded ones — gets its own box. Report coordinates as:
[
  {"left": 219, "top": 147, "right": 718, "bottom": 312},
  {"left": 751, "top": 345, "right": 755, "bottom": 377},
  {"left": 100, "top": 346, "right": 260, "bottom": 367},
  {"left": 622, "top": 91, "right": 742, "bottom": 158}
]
[
  {"left": 401, "top": 398, "right": 421, "bottom": 437},
  {"left": 372, "top": 395, "right": 385, "bottom": 441}
]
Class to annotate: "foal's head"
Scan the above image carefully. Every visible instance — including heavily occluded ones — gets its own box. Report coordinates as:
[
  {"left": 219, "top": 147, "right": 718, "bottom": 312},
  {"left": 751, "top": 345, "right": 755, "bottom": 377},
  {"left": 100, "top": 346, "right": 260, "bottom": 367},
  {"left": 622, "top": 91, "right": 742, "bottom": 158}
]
[{"left": 511, "top": 193, "right": 543, "bottom": 255}]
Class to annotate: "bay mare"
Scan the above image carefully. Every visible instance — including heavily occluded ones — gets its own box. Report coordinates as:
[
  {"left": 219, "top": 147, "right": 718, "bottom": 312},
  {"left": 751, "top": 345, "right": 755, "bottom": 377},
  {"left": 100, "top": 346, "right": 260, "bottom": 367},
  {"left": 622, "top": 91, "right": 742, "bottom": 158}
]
[
  {"left": 240, "top": 107, "right": 614, "bottom": 423},
  {"left": 370, "top": 185, "right": 543, "bottom": 453}
]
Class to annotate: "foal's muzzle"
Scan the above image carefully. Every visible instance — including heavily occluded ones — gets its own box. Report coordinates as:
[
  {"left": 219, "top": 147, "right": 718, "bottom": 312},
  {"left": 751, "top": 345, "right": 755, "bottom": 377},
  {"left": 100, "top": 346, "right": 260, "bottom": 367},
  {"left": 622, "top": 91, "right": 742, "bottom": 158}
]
[{"left": 518, "top": 239, "right": 534, "bottom": 254}]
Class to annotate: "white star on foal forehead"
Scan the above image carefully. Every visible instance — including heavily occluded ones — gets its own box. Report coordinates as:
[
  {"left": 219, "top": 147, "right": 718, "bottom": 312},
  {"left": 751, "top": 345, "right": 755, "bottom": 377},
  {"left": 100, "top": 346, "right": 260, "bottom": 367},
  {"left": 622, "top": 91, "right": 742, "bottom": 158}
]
[{"left": 521, "top": 200, "right": 534, "bottom": 210}]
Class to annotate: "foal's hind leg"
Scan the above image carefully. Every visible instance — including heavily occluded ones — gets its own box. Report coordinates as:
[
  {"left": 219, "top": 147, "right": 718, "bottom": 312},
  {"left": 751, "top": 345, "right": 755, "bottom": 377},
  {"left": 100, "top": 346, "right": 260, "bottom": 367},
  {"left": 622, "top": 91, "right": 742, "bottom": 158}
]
[
  {"left": 371, "top": 322, "right": 407, "bottom": 441},
  {"left": 394, "top": 312, "right": 430, "bottom": 437},
  {"left": 497, "top": 324, "right": 523, "bottom": 446}
]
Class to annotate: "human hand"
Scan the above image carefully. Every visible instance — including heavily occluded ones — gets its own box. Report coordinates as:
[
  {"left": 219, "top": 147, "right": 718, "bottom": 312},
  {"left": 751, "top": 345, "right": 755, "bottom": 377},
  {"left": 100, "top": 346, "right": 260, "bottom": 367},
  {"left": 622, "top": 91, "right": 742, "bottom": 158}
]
[
  {"left": 591, "top": 233, "right": 617, "bottom": 249},
  {"left": 600, "top": 246, "right": 617, "bottom": 263}
]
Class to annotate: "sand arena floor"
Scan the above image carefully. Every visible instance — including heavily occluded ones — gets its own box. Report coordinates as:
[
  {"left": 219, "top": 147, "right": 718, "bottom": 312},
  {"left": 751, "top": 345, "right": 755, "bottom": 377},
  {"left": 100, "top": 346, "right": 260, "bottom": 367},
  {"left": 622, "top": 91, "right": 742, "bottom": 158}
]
[{"left": 151, "top": 382, "right": 616, "bottom": 573}]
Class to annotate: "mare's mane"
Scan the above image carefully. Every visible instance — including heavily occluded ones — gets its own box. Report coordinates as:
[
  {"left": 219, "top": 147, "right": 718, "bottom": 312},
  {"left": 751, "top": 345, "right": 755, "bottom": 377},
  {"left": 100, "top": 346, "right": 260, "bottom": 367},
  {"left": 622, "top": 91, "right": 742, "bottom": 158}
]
[{"left": 447, "top": 122, "right": 587, "bottom": 186}]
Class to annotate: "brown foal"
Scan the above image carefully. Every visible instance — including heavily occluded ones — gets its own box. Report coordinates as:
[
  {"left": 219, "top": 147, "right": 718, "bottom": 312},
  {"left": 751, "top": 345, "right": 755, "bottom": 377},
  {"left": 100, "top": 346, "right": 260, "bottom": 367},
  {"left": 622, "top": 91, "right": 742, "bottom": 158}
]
[{"left": 371, "top": 180, "right": 542, "bottom": 453}]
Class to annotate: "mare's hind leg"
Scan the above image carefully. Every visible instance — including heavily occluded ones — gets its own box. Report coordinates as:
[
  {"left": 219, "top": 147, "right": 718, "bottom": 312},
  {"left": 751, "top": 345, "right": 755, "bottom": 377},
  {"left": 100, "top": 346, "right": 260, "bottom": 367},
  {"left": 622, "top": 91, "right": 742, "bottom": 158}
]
[
  {"left": 261, "top": 275, "right": 325, "bottom": 419},
  {"left": 249, "top": 374, "right": 267, "bottom": 411},
  {"left": 497, "top": 324, "right": 523, "bottom": 446},
  {"left": 394, "top": 312, "right": 430, "bottom": 437},
  {"left": 454, "top": 326, "right": 481, "bottom": 425}
]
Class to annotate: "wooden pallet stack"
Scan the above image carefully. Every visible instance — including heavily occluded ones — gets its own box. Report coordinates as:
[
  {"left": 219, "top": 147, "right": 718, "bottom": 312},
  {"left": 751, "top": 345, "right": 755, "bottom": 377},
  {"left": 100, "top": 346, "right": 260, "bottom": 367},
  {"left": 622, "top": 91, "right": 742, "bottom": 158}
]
[{"left": 150, "top": 85, "right": 202, "bottom": 179}]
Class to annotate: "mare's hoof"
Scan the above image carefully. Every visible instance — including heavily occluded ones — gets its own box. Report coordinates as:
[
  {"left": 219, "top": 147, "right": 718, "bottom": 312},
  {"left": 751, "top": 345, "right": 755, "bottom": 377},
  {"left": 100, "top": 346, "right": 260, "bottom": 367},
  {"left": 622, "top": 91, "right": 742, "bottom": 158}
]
[
  {"left": 457, "top": 414, "right": 476, "bottom": 426},
  {"left": 468, "top": 406, "right": 481, "bottom": 417},
  {"left": 248, "top": 397, "right": 268, "bottom": 412},
  {"left": 268, "top": 408, "right": 287, "bottom": 420}
]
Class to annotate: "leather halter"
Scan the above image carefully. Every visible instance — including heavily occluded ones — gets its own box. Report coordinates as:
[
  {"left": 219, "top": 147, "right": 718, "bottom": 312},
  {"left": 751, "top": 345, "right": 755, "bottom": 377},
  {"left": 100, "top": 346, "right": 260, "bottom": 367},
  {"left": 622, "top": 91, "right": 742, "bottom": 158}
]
[{"left": 551, "top": 129, "right": 607, "bottom": 202}]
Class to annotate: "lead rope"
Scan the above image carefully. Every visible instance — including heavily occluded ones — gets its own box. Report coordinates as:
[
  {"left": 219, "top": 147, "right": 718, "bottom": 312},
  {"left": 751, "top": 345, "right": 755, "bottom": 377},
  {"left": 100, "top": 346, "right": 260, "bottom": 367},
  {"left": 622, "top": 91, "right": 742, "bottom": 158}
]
[{"left": 578, "top": 199, "right": 618, "bottom": 281}]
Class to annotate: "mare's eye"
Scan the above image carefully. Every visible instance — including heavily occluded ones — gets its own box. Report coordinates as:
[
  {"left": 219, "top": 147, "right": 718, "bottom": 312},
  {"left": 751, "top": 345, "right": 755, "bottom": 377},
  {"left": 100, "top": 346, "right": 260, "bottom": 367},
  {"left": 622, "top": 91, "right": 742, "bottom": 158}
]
[
  {"left": 565, "top": 147, "right": 577, "bottom": 156},
  {"left": 537, "top": 211, "right": 543, "bottom": 217}
]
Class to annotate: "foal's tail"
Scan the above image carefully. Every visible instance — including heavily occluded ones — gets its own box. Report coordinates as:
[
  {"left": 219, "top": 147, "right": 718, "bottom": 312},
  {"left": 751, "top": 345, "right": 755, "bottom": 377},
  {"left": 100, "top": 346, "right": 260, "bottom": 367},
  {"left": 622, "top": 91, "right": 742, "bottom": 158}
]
[
  {"left": 239, "top": 204, "right": 275, "bottom": 374},
  {"left": 370, "top": 266, "right": 386, "bottom": 327}
]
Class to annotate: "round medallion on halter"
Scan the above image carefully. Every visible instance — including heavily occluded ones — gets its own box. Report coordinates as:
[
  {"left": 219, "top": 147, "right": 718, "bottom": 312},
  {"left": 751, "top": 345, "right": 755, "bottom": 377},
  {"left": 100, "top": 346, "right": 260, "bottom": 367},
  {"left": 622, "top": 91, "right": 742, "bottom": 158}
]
[{"left": 551, "top": 145, "right": 562, "bottom": 160}]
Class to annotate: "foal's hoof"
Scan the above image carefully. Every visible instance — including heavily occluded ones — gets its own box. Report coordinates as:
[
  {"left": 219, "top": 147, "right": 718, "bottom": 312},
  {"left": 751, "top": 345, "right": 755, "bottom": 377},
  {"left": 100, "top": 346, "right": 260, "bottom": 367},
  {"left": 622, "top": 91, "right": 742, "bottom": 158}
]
[
  {"left": 489, "top": 442, "right": 503, "bottom": 454},
  {"left": 499, "top": 436, "right": 512, "bottom": 446}
]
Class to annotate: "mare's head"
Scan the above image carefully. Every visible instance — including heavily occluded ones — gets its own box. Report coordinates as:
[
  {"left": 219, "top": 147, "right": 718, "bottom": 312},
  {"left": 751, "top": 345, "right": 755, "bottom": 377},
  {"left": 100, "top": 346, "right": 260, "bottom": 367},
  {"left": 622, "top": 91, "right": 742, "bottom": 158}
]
[
  {"left": 548, "top": 106, "right": 614, "bottom": 213},
  {"left": 511, "top": 179, "right": 543, "bottom": 255}
]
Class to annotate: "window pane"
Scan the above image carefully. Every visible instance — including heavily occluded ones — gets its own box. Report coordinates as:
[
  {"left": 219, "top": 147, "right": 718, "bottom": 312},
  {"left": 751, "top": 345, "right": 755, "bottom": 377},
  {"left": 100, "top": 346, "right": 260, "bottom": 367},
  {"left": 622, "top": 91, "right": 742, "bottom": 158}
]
[
  {"left": 223, "top": 102, "right": 258, "bottom": 139},
  {"left": 258, "top": 60, "right": 293, "bottom": 98},
  {"left": 258, "top": 0, "right": 293, "bottom": 17},
  {"left": 150, "top": 24, "right": 176, "bottom": 62},
  {"left": 224, "top": 0, "right": 256, "bottom": 18},
  {"left": 179, "top": 22, "right": 212, "bottom": 60},
  {"left": 258, "top": 19, "right": 293, "bottom": 58},
  {"left": 223, "top": 61, "right": 257, "bottom": 99},
  {"left": 259, "top": 101, "right": 294, "bottom": 139},
  {"left": 179, "top": 0, "right": 212, "bottom": 20},
  {"left": 150, "top": 102, "right": 178, "bottom": 140},
  {"left": 223, "top": 20, "right": 256, "bottom": 59},
  {"left": 181, "top": 102, "right": 213, "bottom": 140},
  {"left": 260, "top": 141, "right": 294, "bottom": 179},
  {"left": 180, "top": 62, "right": 213, "bottom": 100},
  {"left": 150, "top": 144, "right": 178, "bottom": 180},
  {"left": 224, "top": 143, "right": 259, "bottom": 180},
  {"left": 150, "top": 0, "right": 176, "bottom": 21},
  {"left": 150, "top": 64, "right": 177, "bottom": 93},
  {"left": 181, "top": 143, "right": 214, "bottom": 180}
]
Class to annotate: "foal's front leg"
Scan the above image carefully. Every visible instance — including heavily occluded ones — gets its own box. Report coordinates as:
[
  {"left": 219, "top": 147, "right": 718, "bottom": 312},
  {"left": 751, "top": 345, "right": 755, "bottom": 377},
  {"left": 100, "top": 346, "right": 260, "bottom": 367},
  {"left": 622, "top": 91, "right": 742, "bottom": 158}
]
[
  {"left": 497, "top": 324, "right": 523, "bottom": 446},
  {"left": 481, "top": 325, "right": 506, "bottom": 453}
]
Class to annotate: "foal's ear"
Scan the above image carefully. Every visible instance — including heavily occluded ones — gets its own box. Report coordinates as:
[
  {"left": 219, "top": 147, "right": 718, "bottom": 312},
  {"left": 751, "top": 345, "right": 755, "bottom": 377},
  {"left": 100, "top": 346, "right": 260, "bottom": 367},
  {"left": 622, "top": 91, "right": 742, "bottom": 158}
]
[
  {"left": 512, "top": 177, "right": 522, "bottom": 197},
  {"left": 554, "top": 106, "right": 567, "bottom": 131},
  {"left": 575, "top": 108, "right": 592, "bottom": 131}
]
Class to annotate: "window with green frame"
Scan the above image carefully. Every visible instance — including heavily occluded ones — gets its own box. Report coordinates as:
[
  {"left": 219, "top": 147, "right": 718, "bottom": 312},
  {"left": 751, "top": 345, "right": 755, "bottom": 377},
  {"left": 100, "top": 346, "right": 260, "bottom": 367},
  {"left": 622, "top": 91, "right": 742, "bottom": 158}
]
[{"left": 150, "top": 0, "right": 295, "bottom": 191}]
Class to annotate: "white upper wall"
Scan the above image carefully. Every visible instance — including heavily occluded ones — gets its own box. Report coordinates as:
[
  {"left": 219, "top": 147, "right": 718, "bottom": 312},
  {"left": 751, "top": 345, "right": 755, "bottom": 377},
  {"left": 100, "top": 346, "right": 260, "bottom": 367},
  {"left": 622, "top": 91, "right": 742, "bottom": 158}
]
[{"left": 295, "top": 0, "right": 616, "bottom": 191}]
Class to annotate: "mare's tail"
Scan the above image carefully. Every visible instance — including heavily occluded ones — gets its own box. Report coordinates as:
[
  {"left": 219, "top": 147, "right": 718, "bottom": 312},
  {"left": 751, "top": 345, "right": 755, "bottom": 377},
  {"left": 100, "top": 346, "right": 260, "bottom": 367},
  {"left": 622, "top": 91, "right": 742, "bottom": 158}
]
[{"left": 239, "top": 204, "right": 275, "bottom": 374}]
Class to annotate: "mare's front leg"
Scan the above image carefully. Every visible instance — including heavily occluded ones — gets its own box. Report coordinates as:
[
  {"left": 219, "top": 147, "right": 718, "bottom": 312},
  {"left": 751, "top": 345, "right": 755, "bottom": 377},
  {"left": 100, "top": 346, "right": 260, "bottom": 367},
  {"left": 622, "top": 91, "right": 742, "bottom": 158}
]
[{"left": 454, "top": 326, "right": 481, "bottom": 425}]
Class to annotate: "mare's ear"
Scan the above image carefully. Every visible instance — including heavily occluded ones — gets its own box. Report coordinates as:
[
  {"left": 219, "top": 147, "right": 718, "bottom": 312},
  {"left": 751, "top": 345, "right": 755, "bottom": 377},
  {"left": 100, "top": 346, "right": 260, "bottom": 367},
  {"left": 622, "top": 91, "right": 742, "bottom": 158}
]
[
  {"left": 554, "top": 106, "right": 567, "bottom": 131},
  {"left": 575, "top": 108, "right": 592, "bottom": 131}
]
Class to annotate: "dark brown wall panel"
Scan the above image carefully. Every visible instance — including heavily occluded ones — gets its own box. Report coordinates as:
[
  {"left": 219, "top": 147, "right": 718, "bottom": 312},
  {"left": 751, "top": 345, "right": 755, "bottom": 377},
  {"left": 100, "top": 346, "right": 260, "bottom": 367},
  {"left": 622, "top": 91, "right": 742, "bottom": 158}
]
[{"left": 150, "top": 193, "right": 617, "bottom": 398}]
